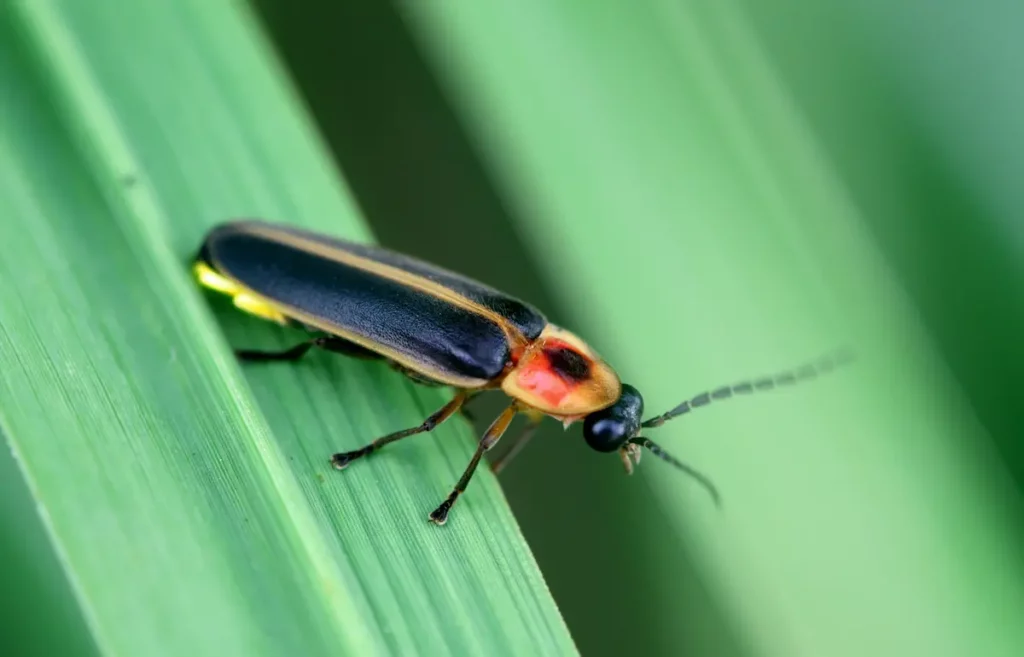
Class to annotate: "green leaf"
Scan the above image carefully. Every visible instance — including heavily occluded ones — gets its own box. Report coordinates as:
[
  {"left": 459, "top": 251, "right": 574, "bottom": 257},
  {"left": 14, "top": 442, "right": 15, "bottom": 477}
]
[
  {"left": 0, "top": 2, "right": 574, "bottom": 656},
  {"left": 405, "top": 3, "right": 1024, "bottom": 657}
]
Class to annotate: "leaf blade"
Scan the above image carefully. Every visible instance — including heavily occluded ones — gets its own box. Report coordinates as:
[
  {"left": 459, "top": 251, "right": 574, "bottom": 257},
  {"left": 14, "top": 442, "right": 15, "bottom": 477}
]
[{"left": 0, "top": 1, "right": 576, "bottom": 655}]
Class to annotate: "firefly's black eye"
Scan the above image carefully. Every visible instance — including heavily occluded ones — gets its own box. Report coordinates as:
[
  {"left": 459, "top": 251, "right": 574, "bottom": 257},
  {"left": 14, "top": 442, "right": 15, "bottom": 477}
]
[
  {"left": 582, "top": 384, "right": 644, "bottom": 452},
  {"left": 583, "top": 416, "right": 630, "bottom": 452}
]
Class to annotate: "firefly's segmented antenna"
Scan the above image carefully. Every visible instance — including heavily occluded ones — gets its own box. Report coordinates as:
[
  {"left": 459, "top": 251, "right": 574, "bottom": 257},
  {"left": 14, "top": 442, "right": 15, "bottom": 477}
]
[
  {"left": 629, "top": 437, "right": 722, "bottom": 506},
  {"left": 641, "top": 348, "right": 856, "bottom": 429}
]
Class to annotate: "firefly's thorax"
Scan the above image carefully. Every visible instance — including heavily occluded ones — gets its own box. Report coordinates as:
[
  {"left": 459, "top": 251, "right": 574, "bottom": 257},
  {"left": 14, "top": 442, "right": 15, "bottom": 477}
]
[{"left": 501, "top": 325, "right": 622, "bottom": 420}]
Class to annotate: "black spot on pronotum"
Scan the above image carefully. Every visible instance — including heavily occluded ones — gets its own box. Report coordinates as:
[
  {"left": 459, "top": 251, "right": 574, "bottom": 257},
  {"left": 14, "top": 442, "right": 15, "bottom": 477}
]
[{"left": 546, "top": 346, "right": 591, "bottom": 382}]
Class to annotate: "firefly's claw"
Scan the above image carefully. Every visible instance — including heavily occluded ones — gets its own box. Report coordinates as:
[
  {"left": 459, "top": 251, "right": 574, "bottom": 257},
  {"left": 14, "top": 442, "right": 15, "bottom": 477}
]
[
  {"left": 330, "top": 452, "right": 358, "bottom": 470},
  {"left": 428, "top": 503, "right": 451, "bottom": 525}
]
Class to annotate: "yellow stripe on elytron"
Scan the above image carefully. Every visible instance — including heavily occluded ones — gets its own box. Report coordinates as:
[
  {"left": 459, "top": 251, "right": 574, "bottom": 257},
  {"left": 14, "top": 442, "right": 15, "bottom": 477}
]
[
  {"left": 239, "top": 223, "right": 530, "bottom": 348},
  {"left": 194, "top": 261, "right": 241, "bottom": 295},
  {"left": 193, "top": 261, "right": 490, "bottom": 389},
  {"left": 194, "top": 262, "right": 289, "bottom": 324},
  {"left": 234, "top": 293, "right": 290, "bottom": 325}
]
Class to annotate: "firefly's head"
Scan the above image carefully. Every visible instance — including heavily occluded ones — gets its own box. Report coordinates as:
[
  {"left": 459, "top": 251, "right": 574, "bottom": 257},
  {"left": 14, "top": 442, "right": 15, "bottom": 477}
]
[
  {"left": 582, "top": 384, "right": 644, "bottom": 453},
  {"left": 582, "top": 383, "right": 721, "bottom": 506}
]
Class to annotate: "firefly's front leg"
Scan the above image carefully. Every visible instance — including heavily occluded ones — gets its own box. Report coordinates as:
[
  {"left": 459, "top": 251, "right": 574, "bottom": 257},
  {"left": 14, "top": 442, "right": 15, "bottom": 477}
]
[{"left": 429, "top": 403, "right": 518, "bottom": 525}]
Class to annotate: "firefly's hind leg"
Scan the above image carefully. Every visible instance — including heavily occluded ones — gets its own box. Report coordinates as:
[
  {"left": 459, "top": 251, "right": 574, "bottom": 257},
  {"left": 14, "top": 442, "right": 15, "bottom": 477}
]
[
  {"left": 330, "top": 391, "right": 469, "bottom": 470},
  {"left": 235, "top": 336, "right": 380, "bottom": 362}
]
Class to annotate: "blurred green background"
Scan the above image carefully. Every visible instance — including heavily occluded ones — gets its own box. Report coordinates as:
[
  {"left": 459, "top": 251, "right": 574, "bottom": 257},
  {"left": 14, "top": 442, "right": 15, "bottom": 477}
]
[{"left": 3, "top": 0, "right": 1024, "bottom": 656}]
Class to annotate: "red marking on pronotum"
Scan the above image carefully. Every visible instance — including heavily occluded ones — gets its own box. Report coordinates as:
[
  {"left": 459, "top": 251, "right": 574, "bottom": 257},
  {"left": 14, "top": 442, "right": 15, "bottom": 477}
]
[
  {"left": 516, "top": 352, "right": 578, "bottom": 407},
  {"left": 516, "top": 338, "right": 595, "bottom": 407}
]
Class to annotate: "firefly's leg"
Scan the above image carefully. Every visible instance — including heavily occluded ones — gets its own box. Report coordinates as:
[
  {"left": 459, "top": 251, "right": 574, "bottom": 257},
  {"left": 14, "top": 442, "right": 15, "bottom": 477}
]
[
  {"left": 489, "top": 417, "right": 541, "bottom": 475},
  {"left": 235, "top": 336, "right": 379, "bottom": 362},
  {"left": 429, "top": 403, "right": 518, "bottom": 525},
  {"left": 330, "top": 391, "right": 469, "bottom": 469},
  {"left": 457, "top": 391, "right": 484, "bottom": 423}
]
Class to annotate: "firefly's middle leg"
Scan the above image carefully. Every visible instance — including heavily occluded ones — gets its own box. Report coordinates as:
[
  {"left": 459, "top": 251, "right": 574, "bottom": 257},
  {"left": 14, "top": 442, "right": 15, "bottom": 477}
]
[{"left": 330, "top": 391, "right": 469, "bottom": 469}]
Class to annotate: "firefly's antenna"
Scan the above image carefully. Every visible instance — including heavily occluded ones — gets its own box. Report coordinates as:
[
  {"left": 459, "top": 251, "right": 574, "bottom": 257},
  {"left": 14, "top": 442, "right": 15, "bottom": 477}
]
[
  {"left": 641, "top": 348, "right": 856, "bottom": 429},
  {"left": 629, "top": 437, "right": 721, "bottom": 506}
]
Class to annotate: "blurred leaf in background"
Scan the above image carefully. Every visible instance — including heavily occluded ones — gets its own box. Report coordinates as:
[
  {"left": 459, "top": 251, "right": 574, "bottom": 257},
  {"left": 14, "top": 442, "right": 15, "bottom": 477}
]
[{"left": 740, "top": 0, "right": 1024, "bottom": 493}]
